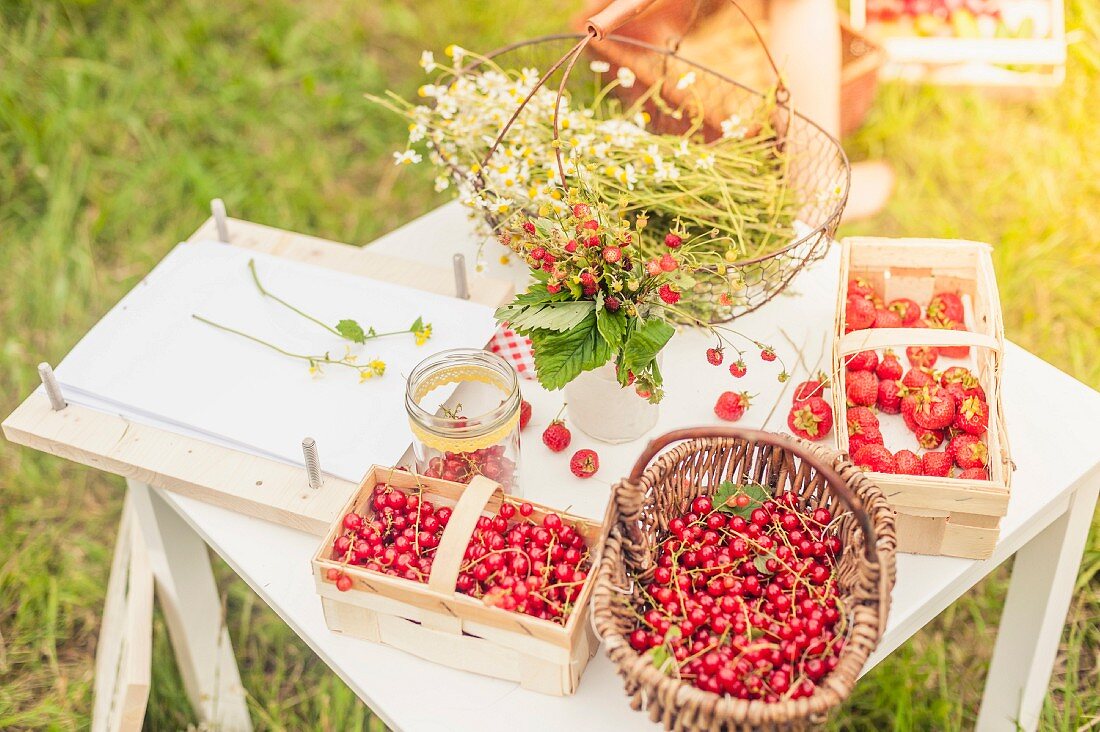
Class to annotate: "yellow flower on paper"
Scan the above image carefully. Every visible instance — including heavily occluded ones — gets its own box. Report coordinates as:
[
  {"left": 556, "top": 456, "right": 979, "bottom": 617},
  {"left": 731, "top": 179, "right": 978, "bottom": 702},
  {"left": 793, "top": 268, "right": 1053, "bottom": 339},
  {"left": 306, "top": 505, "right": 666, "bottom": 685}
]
[{"left": 414, "top": 323, "right": 433, "bottom": 346}]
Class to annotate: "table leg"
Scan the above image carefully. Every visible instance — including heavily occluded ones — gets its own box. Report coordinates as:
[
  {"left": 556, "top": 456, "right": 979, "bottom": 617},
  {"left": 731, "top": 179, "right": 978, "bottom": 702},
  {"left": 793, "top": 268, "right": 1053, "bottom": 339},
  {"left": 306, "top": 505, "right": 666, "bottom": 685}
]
[
  {"left": 976, "top": 469, "right": 1100, "bottom": 731},
  {"left": 128, "top": 481, "right": 253, "bottom": 731}
]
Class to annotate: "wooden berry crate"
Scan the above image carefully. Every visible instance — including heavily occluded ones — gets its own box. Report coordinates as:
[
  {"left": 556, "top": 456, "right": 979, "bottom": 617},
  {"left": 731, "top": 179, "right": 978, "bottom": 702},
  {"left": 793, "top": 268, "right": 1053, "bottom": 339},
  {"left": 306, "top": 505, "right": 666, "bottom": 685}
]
[
  {"left": 311, "top": 466, "right": 610, "bottom": 696},
  {"left": 832, "top": 237, "right": 1013, "bottom": 560}
]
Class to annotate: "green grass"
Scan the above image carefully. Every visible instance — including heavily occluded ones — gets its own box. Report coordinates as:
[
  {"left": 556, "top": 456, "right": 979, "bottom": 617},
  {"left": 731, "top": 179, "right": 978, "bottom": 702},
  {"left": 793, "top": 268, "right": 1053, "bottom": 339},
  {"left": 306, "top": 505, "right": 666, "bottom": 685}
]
[{"left": 1, "top": 0, "right": 1097, "bottom": 729}]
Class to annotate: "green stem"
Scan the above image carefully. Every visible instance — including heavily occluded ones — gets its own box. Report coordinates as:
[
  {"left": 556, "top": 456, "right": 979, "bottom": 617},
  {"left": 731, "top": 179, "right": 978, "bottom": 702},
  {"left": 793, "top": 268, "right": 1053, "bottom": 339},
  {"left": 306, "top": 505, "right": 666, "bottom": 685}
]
[
  {"left": 248, "top": 259, "right": 344, "bottom": 338},
  {"left": 191, "top": 314, "right": 374, "bottom": 374}
]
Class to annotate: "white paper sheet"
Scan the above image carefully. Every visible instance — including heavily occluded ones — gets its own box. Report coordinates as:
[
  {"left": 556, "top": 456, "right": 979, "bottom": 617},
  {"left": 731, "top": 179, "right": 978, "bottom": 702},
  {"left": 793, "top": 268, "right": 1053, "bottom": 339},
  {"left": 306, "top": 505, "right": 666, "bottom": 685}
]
[{"left": 52, "top": 241, "right": 498, "bottom": 481}]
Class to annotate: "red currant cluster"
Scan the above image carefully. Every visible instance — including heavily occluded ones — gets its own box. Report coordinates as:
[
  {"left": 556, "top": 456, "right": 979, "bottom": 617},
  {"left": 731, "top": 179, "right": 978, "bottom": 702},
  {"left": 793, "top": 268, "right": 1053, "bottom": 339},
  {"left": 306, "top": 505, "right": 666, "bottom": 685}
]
[
  {"left": 422, "top": 445, "right": 517, "bottom": 492},
  {"left": 328, "top": 483, "right": 590, "bottom": 625},
  {"left": 626, "top": 491, "right": 846, "bottom": 702}
]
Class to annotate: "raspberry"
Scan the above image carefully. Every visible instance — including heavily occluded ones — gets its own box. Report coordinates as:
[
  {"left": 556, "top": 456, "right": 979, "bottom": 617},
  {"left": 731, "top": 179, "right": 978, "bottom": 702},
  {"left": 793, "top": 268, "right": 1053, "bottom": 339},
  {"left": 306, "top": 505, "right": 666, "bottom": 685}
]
[
  {"left": 852, "top": 444, "right": 896, "bottom": 473},
  {"left": 787, "top": 397, "right": 833, "bottom": 440},
  {"left": 659, "top": 253, "right": 678, "bottom": 272},
  {"left": 714, "top": 391, "right": 752, "bottom": 422},
  {"left": 729, "top": 360, "right": 747, "bottom": 378},
  {"left": 894, "top": 450, "right": 922, "bottom": 475},
  {"left": 542, "top": 420, "right": 571, "bottom": 452},
  {"left": 658, "top": 284, "right": 681, "bottom": 304},
  {"left": 664, "top": 233, "right": 683, "bottom": 248},
  {"left": 519, "top": 399, "right": 532, "bottom": 430},
  {"left": 845, "top": 370, "right": 878, "bottom": 407},
  {"left": 706, "top": 347, "right": 724, "bottom": 366},
  {"left": 846, "top": 350, "right": 879, "bottom": 372},
  {"left": 569, "top": 449, "right": 599, "bottom": 478},
  {"left": 921, "top": 451, "right": 952, "bottom": 477}
]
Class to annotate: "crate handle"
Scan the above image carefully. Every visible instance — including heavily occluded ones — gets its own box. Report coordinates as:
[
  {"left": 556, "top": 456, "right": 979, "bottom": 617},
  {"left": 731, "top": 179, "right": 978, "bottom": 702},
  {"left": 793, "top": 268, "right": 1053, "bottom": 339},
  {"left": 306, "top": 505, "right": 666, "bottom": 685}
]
[
  {"left": 627, "top": 427, "right": 880, "bottom": 564},
  {"left": 426, "top": 475, "right": 502, "bottom": 598}
]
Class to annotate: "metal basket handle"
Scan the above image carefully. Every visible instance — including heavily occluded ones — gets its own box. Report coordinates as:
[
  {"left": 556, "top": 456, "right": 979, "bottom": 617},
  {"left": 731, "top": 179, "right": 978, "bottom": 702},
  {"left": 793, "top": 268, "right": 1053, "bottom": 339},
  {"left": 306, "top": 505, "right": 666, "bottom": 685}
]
[{"left": 626, "top": 426, "right": 880, "bottom": 563}]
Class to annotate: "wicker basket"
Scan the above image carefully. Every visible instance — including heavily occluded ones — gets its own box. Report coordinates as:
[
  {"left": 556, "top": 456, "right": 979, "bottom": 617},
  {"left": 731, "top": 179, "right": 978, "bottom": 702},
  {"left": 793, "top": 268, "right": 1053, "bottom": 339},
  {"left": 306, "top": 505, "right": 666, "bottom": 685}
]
[{"left": 591, "top": 428, "right": 896, "bottom": 730}]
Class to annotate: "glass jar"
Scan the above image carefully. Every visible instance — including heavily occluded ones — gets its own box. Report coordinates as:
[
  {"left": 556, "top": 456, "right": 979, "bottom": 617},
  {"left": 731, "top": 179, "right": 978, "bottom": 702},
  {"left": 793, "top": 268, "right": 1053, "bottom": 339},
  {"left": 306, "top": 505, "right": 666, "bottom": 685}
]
[{"left": 405, "top": 348, "right": 521, "bottom": 494}]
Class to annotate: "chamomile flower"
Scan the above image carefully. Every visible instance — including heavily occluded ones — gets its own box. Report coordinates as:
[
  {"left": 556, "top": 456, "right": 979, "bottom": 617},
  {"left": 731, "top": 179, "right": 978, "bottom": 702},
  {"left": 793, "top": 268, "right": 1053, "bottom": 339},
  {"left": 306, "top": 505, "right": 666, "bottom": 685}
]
[
  {"left": 616, "top": 67, "right": 636, "bottom": 88},
  {"left": 393, "top": 149, "right": 422, "bottom": 166},
  {"left": 676, "top": 71, "right": 696, "bottom": 90},
  {"left": 721, "top": 114, "right": 747, "bottom": 140},
  {"left": 419, "top": 50, "right": 436, "bottom": 72},
  {"left": 589, "top": 60, "right": 611, "bottom": 73}
]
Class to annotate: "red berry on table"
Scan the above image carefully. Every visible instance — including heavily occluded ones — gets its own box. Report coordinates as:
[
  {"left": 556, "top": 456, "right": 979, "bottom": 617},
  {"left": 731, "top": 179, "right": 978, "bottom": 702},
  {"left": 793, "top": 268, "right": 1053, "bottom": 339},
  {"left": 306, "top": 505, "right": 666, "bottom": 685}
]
[
  {"left": 873, "top": 309, "right": 904, "bottom": 328},
  {"left": 519, "top": 399, "right": 532, "bottom": 430},
  {"left": 852, "top": 444, "right": 897, "bottom": 473},
  {"left": 894, "top": 450, "right": 922, "bottom": 475},
  {"left": 542, "top": 419, "right": 572, "bottom": 452},
  {"left": 959, "top": 467, "right": 990, "bottom": 481},
  {"left": 792, "top": 378, "right": 825, "bottom": 403},
  {"left": 888, "top": 298, "right": 921, "bottom": 326},
  {"left": 912, "top": 386, "right": 956, "bottom": 430},
  {"left": 658, "top": 284, "right": 681, "bottom": 304},
  {"left": 928, "top": 291, "right": 965, "bottom": 323},
  {"left": 788, "top": 397, "right": 833, "bottom": 440},
  {"left": 760, "top": 346, "right": 777, "bottom": 362},
  {"left": 569, "top": 449, "right": 600, "bottom": 478},
  {"left": 846, "top": 350, "right": 879, "bottom": 372},
  {"left": 664, "top": 232, "right": 683, "bottom": 248},
  {"left": 921, "top": 451, "right": 953, "bottom": 477},
  {"left": 845, "top": 295, "right": 876, "bottom": 331},
  {"left": 729, "top": 359, "right": 747, "bottom": 378},
  {"left": 845, "top": 370, "right": 879, "bottom": 407},
  {"left": 714, "top": 391, "right": 752, "bottom": 422},
  {"left": 706, "top": 347, "right": 724, "bottom": 366},
  {"left": 902, "top": 367, "right": 934, "bottom": 389},
  {"left": 906, "top": 345, "right": 939, "bottom": 369},
  {"left": 954, "top": 395, "right": 989, "bottom": 436},
  {"left": 876, "top": 351, "right": 904, "bottom": 380},
  {"left": 949, "top": 433, "right": 988, "bottom": 469},
  {"left": 877, "top": 378, "right": 904, "bottom": 414}
]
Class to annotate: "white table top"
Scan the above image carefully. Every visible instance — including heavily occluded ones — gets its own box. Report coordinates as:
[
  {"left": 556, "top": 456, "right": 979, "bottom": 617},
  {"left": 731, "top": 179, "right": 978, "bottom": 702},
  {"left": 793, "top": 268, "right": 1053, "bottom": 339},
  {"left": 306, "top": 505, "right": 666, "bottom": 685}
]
[{"left": 159, "top": 203, "right": 1100, "bottom": 731}]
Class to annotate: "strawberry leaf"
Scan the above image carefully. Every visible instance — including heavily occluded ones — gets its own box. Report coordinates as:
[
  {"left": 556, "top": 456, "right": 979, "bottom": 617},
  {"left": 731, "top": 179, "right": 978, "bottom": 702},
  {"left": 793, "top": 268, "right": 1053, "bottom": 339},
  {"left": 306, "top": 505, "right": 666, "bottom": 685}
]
[
  {"left": 336, "top": 319, "right": 366, "bottom": 344},
  {"left": 623, "top": 318, "right": 675, "bottom": 372},
  {"left": 529, "top": 313, "right": 613, "bottom": 390},
  {"left": 595, "top": 299, "right": 628, "bottom": 349}
]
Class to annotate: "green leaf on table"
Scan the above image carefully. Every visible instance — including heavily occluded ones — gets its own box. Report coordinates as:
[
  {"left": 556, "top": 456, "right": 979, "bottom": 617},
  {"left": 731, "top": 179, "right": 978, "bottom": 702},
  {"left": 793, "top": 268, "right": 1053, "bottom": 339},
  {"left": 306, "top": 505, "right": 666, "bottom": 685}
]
[
  {"left": 713, "top": 480, "right": 770, "bottom": 518},
  {"left": 623, "top": 318, "right": 675, "bottom": 372},
  {"left": 530, "top": 312, "right": 613, "bottom": 390},
  {"left": 335, "top": 319, "right": 366, "bottom": 344},
  {"left": 596, "top": 302, "right": 628, "bottom": 349},
  {"left": 502, "top": 301, "right": 596, "bottom": 334}
]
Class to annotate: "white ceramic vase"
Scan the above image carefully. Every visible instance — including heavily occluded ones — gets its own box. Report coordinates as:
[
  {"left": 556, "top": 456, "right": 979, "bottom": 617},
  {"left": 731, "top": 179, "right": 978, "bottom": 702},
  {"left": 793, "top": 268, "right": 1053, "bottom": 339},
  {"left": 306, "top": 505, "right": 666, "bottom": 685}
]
[{"left": 564, "top": 363, "right": 659, "bottom": 444}]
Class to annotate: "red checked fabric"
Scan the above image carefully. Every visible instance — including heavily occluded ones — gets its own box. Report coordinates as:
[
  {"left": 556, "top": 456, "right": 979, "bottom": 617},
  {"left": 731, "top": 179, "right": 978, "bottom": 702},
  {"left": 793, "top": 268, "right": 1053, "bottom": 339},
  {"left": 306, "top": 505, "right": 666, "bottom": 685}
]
[{"left": 488, "top": 324, "right": 535, "bottom": 380}]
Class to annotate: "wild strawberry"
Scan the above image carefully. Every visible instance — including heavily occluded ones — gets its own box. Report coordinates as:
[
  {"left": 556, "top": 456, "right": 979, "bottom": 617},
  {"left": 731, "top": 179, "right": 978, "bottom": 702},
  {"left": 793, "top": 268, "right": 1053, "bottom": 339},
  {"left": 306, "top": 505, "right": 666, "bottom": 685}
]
[
  {"left": 760, "top": 347, "right": 777, "bottom": 362},
  {"left": 519, "top": 400, "right": 532, "bottom": 430},
  {"left": 852, "top": 444, "right": 896, "bottom": 473},
  {"left": 906, "top": 346, "right": 939, "bottom": 369},
  {"left": 604, "top": 296, "right": 621, "bottom": 312},
  {"left": 714, "top": 391, "right": 752, "bottom": 422},
  {"left": 581, "top": 218, "right": 599, "bottom": 231},
  {"left": 845, "top": 370, "right": 879, "bottom": 407},
  {"left": 847, "top": 277, "right": 876, "bottom": 299},
  {"left": 902, "top": 367, "right": 934, "bottom": 390},
  {"left": 912, "top": 386, "right": 956, "bottom": 430},
  {"left": 729, "top": 359, "right": 747, "bottom": 378},
  {"left": 915, "top": 427, "right": 945, "bottom": 450},
  {"left": 846, "top": 405, "right": 880, "bottom": 436},
  {"left": 921, "top": 451, "right": 952, "bottom": 477},
  {"left": 635, "top": 385, "right": 651, "bottom": 399},
  {"left": 845, "top": 295, "right": 876, "bottom": 331},
  {"left": 788, "top": 397, "right": 833, "bottom": 440},
  {"left": 706, "top": 347, "right": 724, "bottom": 366},
  {"left": 522, "top": 220, "right": 537, "bottom": 235},
  {"left": 958, "top": 467, "right": 989, "bottom": 481},
  {"left": 876, "top": 351, "right": 903, "bottom": 381},
  {"left": 530, "top": 246, "right": 546, "bottom": 260},
  {"left": 602, "top": 246, "right": 622, "bottom": 263},
  {"left": 646, "top": 259, "right": 662, "bottom": 276},
  {"left": 664, "top": 233, "right": 683, "bottom": 248},
  {"left": 954, "top": 395, "right": 989, "bottom": 436},
  {"left": 873, "top": 309, "right": 904, "bottom": 328},
  {"left": 569, "top": 449, "right": 599, "bottom": 478},
  {"left": 659, "top": 253, "right": 678, "bottom": 272},
  {"left": 792, "top": 378, "right": 825, "bottom": 403},
  {"left": 877, "top": 378, "right": 904, "bottom": 414},
  {"left": 928, "top": 291, "right": 965, "bottom": 323},
  {"left": 888, "top": 298, "right": 921, "bottom": 325},
  {"left": 542, "top": 419, "right": 572, "bottom": 452},
  {"left": 658, "top": 284, "right": 681, "bottom": 304},
  {"left": 846, "top": 350, "right": 879, "bottom": 372},
  {"left": 572, "top": 203, "right": 590, "bottom": 218},
  {"left": 585, "top": 235, "right": 601, "bottom": 248},
  {"left": 949, "top": 434, "right": 988, "bottom": 469},
  {"left": 564, "top": 239, "right": 578, "bottom": 253},
  {"left": 895, "top": 450, "right": 922, "bottom": 475},
  {"left": 546, "top": 283, "right": 562, "bottom": 294}
]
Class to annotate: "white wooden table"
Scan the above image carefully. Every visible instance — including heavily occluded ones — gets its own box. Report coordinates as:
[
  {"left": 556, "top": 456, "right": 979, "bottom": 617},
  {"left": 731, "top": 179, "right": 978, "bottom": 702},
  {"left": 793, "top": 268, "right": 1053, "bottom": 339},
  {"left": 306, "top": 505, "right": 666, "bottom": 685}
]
[{"left": 9, "top": 203, "right": 1100, "bottom": 731}]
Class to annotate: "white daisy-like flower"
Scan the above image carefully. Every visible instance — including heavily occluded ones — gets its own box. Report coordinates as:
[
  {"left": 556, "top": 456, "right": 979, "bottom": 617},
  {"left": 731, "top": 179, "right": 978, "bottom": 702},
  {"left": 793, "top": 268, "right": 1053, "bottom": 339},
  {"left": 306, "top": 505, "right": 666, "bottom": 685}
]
[
  {"left": 445, "top": 44, "right": 466, "bottom": 64},
  {"left": 616, "top": 67, "right": 636, "bottom": 88},
  {"left": 589, "top": 60, "right": 611, "bottom": 73},
  {"left": 419, "top": 51, "right": 436, "bottom": 72},
  {"left": 393, "top": 149, "right": 422, "bottom": 166},
  {"left": 720, "top": 114, "right": 747, "bottom": 139},
  {"left": 695, "top": 152, "right": 716, "bottom": 170},
  {"left": 433, "top": 175, "right": 450, "bottom": 192},
  {"left": 676, "top": 71, "right": 697, "bottom": 90},
  {"left": 407, "top": 123, "right": 426, "bottom": 143}
]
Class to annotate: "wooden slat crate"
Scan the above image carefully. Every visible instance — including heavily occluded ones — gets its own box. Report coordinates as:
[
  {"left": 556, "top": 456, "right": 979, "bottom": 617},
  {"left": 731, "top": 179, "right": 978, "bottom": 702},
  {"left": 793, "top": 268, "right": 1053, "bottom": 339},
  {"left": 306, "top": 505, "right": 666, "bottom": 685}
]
[
  {"left": 832, "top": 237, "right": 1013, "bottom": 560},
  {"left": 312, "top": 466, "right": 610, "bottom": 695}
]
